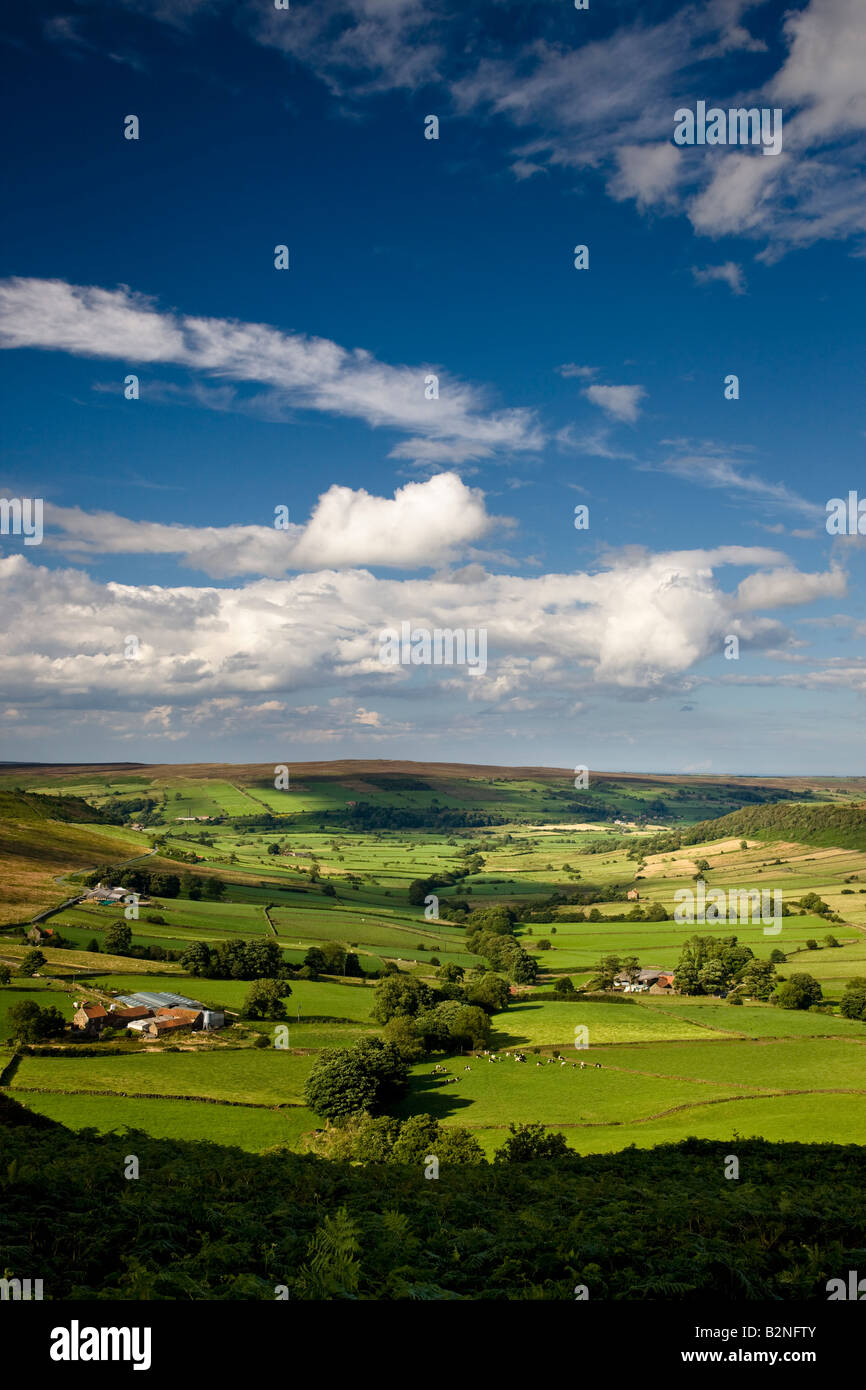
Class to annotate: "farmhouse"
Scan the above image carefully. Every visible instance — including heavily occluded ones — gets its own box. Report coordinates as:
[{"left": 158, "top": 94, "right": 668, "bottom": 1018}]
[
  {"left": 614, "top": 967, "right": 673, "bottom": 994},
  {"left": 72, "top": 1003, "right": 109, "bottom": 1035},
  {"left": 26, "top": 925, "right": 56, "bottom": 945},
  {"left": 627, "top": 889, "right": 640, "bottom": 901},
  {"left": 649, "top": 973, "right": 676, "bottom": 994}
]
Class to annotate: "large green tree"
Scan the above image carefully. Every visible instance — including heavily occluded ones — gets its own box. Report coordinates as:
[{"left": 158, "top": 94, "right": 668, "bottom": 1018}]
[
  {"left": 304, "top": 1038, "right": 409, "bottom": 1120},
  {"left": 104, "top": 921, "right": 133, "bottom": 955},
  {"left": 242, "top": 978, "right": 291, "bottom": 1020},
  {"left": 775, "top": 973, "right": 823, "bottom": 1010}
]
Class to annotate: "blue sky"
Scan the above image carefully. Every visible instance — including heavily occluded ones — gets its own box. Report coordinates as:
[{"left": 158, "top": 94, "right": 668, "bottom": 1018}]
[{"left": 0, "top": 0, "right": 865, "bottom": 772}]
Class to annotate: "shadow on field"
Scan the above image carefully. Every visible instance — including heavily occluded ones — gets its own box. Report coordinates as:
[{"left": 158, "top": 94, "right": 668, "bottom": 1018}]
[{"left": 398, "top": 1073, "right": 474, "bottom": 1120}]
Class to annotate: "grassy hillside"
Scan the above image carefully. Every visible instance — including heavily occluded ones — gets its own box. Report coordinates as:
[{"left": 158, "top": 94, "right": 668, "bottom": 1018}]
[{"left": 0, "top": 790, "right": 148, "bottom": 924}]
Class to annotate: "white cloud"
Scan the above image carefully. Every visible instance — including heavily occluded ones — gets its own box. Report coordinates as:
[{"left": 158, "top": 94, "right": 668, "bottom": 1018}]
[
  {"left": 34, "top": 472, "right": 497, "bottom": 578},
  {"left": 0, "top": 278, "right": 544, "bottom": 465},
  {"left": 771, "top": 0, "right": 866, "bottom": 143},
  {"left": 654, "top": 442, "right": 824, "bottom": 520},
  {"left": 583, "top": 383, "right": 647, "bottom": 424},
  {"left": 557, "top": 363, "right": 598, "bottom": 380},
  {"left": 608, "top": 143, "right": 683, "bottom": 209},
  {"left": 251, "top": 0, "right": 444, "bottom": 98},
  {"left": 691, "top": 261, "right": 746, "bottom": 294},
  {"left": 0, "top": 544, "right": 837, "bottom": 733},
  {"left": 735, "top": 566, "right": 846, "bottom": 610}
]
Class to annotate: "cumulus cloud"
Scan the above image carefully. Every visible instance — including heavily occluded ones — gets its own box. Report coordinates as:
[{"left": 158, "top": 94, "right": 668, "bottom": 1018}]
[
  {"left": 583, "top": 383, "right": 647, "bottom": 424},
  {"left": 0, "top": 278, "right": 543, "bottom": 465},
  {"left": 0, "top": 545, "right": 839, "bottom": 741},
  {"left": 36, "top": 473, "right": 499, "bottom": 577}
]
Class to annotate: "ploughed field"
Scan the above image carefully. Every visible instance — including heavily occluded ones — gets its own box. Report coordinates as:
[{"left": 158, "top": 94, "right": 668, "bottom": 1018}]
[{"left": 2, "top": 765, "right": 866, "bottom": 1157}]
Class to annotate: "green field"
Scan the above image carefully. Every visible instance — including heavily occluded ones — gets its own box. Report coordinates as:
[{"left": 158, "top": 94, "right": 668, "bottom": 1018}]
[
  {"left": 15, "top": 1092, "right": 320, "bottom": 1152},
  {"left": 12, "top": 1048, "right": 316, "bottom": 1106},
  {"left": 4, "top": 765, "right": 866, "bottom": 1159},
  {"left": 0, "top": 984, "right": 77, "bottom": 1040}
]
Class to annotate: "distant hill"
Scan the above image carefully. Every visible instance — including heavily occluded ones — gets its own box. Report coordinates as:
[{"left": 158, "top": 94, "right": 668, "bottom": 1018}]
[{"left": 628, "top": 800, "right": 866, "bottom": 857}]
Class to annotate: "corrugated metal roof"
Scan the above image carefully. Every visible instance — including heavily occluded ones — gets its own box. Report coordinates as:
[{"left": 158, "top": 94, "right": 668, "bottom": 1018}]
[{"left": 117, "top": 990, "right": 206, "bottom": 1011}]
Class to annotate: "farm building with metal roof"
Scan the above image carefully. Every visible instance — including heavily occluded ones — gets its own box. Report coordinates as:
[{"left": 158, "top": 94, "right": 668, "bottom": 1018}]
[{"left": 117, "top": 991, "right": 225, "bottom": 1030}]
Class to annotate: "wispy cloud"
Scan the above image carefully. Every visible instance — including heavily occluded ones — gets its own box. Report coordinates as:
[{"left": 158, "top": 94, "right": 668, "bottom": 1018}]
[
  {"left": 0, "top": 277, "right": 544, "bottom": 465},
  {"left": 691, "top": 261, "right": 747, "bottom": 295},
  {"left": 653, "top": 440, "right": 825, "bottom": 520}
]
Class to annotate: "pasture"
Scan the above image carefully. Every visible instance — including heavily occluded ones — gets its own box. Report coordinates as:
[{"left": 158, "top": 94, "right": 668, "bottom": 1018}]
[{"left": 4, "top": 764, "right": 866, "bottom": 1159}]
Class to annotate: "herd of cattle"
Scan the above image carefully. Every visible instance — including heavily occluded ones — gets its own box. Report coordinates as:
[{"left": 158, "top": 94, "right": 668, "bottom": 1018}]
[{"left": 430, "top": 1051, "right": 603, "bottom": 1083}]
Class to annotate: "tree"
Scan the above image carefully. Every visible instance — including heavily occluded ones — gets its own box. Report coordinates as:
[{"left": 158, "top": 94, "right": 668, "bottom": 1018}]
[
  {"left": 769, "top": 948, "right": 786, "bottom": 964},
  {"left": 267, "top": 843, "right": 280, "bottom": 855},
  {"left": 465, "top": 973, "right": 510, "bottom": 1014},
  {"left": 494, "top": 1122, "right": 572, "bottom": 1164},
  {"left": 621, "top": 955, "right": 641, "bottom": 987},
  {"left": 437, "top": 963, "right": 464, "bottom": 983},
  {"left": 181, "top": 941, "right": 212, "bottom": 976},
  {"left": 840, "top": 978, "right": 866, "bottom": 1022},
  {"left": 371, "top": 974, "right": 434, "bottom": 1024},
  {"left": 303, "top": 946, "right": 327, "bottom": 979},
  {"left": 449, "top": 1004, "right": 491, "bottom": 1051},
  {"left": 352, "top": 1115, "right": 402, "bottom": 1163},
  {"left": 592, "top": 954, "right": 621, "bottom": 992},
  {"left": 382, "top": 1015, "right": 425, "bottom": 1062},
  {"left": 805, "top": 939, "right": 818, "bottom": 951},
  {"left": 150, "top": 873, "right": 180, "bottom": 898},
  {"left": 775, "top": 973, "right": 823, "bottom": 1010},
  {"left": 509, "top": 949, "right": 538, "bottom": 985},
  {"left": 304, "top": 1038, "right": 409, "bottom": 1120},
  {"left": 555, "top": 976, "right": 576, "bottom": 995},
  {"left": 242, "top": 978, "right": 290, "bottom": 1020},
  {"left": 737, "top": 959, "right": 776, "bottom": 1000},
  {"left": 698, "top": 957, "right": 728, "bottom": 995},
  {"left": 104, "top": 921, "right": 133, "bottom": 955},
  {"left": 0, "top": 963, "right": 10, "bottom": 985},
  {"left": 322, "top": 883, "right": 337, "bottom": 898},
  {"left": 7, "top": 1000, "right": 66, "bottom": 1043},
  {"left": 17, "top": 949, "right": 46, "bottom": 977}
]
